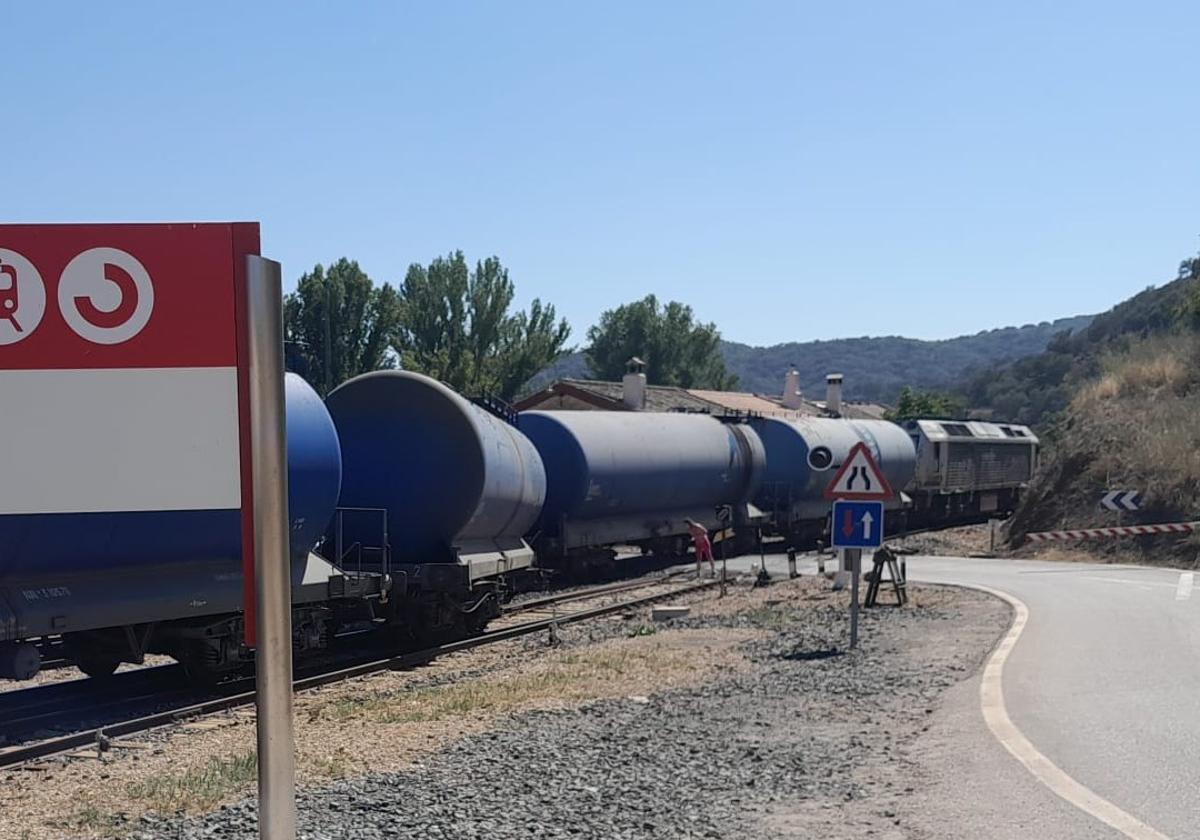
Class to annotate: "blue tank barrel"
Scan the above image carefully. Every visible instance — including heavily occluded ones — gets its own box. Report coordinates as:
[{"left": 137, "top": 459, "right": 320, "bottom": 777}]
[
  {"left": 324, "top": 371, "right": 546, "bottom": 564},
  {"left": 283, "top": 372, "right": 345, "bottom": 555},
  {"left": 519, "top": 411, "right": 765, "bottom": 543},
  {"left": 0, "top": 373, "right": 342, "bottom": 577}
]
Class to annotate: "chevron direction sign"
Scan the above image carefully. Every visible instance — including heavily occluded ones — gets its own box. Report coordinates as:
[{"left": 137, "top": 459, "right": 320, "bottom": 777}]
[{"left": 1101, "top": 490, "right": 1141, "bottom": 512}]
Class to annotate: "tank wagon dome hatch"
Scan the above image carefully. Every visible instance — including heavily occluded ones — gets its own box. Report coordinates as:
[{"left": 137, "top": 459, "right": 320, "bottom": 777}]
[
  {"left": 0, "top": 372, "right": 342, "bottom": 579},
  {"left": 518, "top": 410, "right": 766, "bottom": 553},
  {"left": 751, "top": 416, "right": 917, "bottom": 525},
  {"left": 324, "top": 371, "right": 546, "bottom": 579}
]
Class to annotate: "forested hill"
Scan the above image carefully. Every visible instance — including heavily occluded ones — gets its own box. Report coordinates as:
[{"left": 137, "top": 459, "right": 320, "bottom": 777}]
[
  {"left": 722, "top": 316, "right": 1093, "bottom": 401},
  {"left": 966, "top": 274, "right": 1198, "bottom": 427},
  {"left": 525, "top": 315, "right": 1093, "bottom": 401}
]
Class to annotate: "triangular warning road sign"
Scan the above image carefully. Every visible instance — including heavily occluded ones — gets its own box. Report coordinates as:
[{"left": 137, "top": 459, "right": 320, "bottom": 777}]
[{"left": 823, "top": 441, "right": 894, "bottom": 500}]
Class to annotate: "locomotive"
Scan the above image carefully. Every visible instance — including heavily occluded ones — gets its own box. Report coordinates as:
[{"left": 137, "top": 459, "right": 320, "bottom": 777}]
[{"left": 0, "top": 370, "right": 1036, "bottom": 683}]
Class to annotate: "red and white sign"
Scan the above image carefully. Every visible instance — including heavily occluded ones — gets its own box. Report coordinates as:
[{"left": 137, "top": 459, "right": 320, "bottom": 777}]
[
  {"left": 1026, "top": 522, "right": 1199, "bottom": 543},
  {"left": 823, "top": 441, "right": 894, "bottom": 500},
  {"left": 0, "top": 224, "right": 260, "bottom": 516}
]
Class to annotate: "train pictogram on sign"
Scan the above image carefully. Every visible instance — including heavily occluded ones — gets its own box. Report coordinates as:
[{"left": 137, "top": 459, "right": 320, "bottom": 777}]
[
  {"left": 0, "top": 249, "right": 47, "bottom": 345},
  {"left": 0, "top": 263, "right": 18, "bottom": 330}
]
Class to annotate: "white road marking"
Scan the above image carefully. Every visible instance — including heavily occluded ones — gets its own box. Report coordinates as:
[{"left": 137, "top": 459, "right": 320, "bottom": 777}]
[
  {"left": 1175, "top": 572, "right": 1193, "bottom": 601},
  {"left": 1079, "top": 576, "right": 1178, "bottom": 590},
  {"left": 968, "top": 583, "right": 1173, "bottom": 840}
]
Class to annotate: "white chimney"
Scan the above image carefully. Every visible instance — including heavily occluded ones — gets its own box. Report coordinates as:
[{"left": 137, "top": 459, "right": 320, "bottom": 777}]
[
  {"left": 825, "top": 373, "right": 843, "bottom": 415},
  {"left": 622, "top": 357, "right": 646, "bottom": 410},
  {"left": 782, "top": 365, "right": 804, "bottom": 409}
]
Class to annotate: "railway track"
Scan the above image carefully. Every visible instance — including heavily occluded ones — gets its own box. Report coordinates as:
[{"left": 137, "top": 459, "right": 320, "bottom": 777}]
[{"left": 0, "top": 572, "right": 718, "bottom": 770}]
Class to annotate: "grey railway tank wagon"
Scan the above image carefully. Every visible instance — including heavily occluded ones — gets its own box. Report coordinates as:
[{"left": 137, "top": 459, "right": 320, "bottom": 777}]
[
  {"left": 518, "top": 411, "right": 766, "bottom": 562},
  {"left": 752, "top": 417, "right": 917, "bottom": 548}
]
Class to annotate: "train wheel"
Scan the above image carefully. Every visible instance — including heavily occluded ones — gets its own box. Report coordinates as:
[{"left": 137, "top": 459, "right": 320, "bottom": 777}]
[
  {"left": 181, "top": 658, "right": 224, "bottom": 688},
  {"left": 75, "top": 654, "right": 120, "bottom": 679}
]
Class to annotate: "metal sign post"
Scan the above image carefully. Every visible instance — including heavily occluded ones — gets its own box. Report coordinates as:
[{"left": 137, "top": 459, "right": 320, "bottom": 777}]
[
  {"left": 720, "top": 525, "right": 728, "bottom": 597},
  {"left": 848, "top": 548, "right": 861, "bottom": 648},
  {"left": 245, "top": 256, "right": 296, "bottom": 840},
  {"left": 825, "top": 443, "right": 892, "bottom": 651}
]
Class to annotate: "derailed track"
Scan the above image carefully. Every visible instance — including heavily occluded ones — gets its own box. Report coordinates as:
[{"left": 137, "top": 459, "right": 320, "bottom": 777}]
[{"left": 0, "top": 574, "right": 718, "bottom": 770}]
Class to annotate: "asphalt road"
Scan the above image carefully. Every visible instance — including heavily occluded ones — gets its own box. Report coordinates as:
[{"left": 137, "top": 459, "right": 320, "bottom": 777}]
[{"left": 716, "top": 551, "right": 1199, "bottom": 839}]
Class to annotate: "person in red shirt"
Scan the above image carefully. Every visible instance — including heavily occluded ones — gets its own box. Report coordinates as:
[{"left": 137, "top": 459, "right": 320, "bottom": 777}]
[{"left": 685, "top": 518, "right": 715, "bottom": 576}]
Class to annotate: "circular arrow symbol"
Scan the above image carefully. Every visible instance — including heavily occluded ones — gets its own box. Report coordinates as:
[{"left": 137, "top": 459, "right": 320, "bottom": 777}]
[{"left": 58, "top": 247, "right": 155, "bottom": 344}]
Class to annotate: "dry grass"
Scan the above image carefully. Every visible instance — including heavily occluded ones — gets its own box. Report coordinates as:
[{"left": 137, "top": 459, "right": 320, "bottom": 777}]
[
  {"left": 125, "top": 750, "right": 258, "bottom": 813},
  {"left": 1016, "top": 331, "right": 1200, "bottom": 561},
  {"left": 1077, "top": 333, "right": 1197, "bottom": 404},
  {"left": 56, "top": 807, "right": 124, "bottom": 838},
  {"left": 1, "top": 591, "right": 769, "bottom": 840},
  {"left": 315, "top": 643, "right": 712, "bottom": 726},
  {"left": 1072, "top": 334, "right": 1200, "bottom": 491}
]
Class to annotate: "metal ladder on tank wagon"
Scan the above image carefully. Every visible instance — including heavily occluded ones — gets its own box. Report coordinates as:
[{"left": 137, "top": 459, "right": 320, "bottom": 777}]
[{"left": 332, "top": 507, "right": 392, "bottom": 579}]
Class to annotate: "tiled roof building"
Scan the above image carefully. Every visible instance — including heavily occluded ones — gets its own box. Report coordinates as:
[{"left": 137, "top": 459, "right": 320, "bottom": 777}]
[{"left": 514, "top": 365, "right": 889, "bottom": 421}]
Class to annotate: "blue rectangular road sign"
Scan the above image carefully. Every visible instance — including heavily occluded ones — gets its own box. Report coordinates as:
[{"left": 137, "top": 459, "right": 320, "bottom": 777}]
[{"left": 831, "top": 500, "right": 885, "bottom": 550}]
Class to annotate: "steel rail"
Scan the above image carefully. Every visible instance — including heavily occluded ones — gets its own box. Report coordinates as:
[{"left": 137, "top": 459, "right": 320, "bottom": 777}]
[
  {"left": 504, "top": 570, "right": 692, "bottom": 614},
  {"left": 0, "top": 577, "right": 717, "bottom": 770}
]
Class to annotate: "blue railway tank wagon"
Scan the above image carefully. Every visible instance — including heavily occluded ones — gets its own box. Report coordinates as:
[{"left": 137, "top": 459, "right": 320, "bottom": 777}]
[
  {"left": 0, "top": 374, "right": 365, "bottom": 682},
  {"left": 324, "top": 371, "right": 546, "bottom": 635},
  {"left": 518, "top": 411, "right": 766, "bottom": 563},
  {"left": 752, "top": 417, "right": 917, "bottom": 549},
  {"left": 902, "top": 419, "right": 1039, "bottom": 524}
]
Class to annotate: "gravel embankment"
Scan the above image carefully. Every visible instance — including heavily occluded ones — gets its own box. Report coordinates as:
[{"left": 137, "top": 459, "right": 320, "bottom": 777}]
[{"left": 123, "top": 581, "right": 1008, "bottom": 840}]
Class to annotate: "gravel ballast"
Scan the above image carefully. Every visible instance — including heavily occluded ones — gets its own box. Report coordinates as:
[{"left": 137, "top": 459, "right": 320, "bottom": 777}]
[{"left": 118, "top": 580, "right": 1008, "bottom": 840}]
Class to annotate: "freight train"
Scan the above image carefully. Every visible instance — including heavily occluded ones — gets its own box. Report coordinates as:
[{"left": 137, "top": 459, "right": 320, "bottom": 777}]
[{"left": 0, "top": 370, "right": 1037, "bottom": 683}]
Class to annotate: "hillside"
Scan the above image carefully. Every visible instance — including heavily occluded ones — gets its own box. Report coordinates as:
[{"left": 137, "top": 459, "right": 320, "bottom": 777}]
[
  {"left": 721, "top": 316, "right": 1093, "bottom": 401},
  {"left": 1001, "top": 252, "right": 1200, "bottom": 563},
  {"left": 524, "top": 315, "right": 1092, "bottom": 401},
  {"left": 1007, "top": 332, "right": 1200, "bottom": 561},
  {"left": 964, "top": 275, "right": 1196, "bottom": 427}
]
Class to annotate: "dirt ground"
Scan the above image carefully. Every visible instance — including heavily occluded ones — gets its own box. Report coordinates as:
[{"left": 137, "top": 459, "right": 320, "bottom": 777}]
[
  {"left": 0, "top": 576, "right": 1009, "bottom": 840},
  {"left": 895, "top": 522, "right": 1200, "bottom": 570}
]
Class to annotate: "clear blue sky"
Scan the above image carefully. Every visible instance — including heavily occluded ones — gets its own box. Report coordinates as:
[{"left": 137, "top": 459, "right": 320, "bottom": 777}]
[{"left": 5, "top": 2, "right": 1197, "bottom": 346}]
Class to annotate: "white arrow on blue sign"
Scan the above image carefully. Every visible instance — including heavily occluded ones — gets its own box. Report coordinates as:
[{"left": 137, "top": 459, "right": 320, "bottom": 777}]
[
  {"left": 1101, "top": 490, "right": 1141, "bottom": 512},
  {"left": 831, "top": 500, "right": 885, "bottom": 550}
]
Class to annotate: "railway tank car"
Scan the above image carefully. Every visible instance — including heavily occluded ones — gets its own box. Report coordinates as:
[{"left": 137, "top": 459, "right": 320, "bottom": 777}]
[
  {"left": 0, "top": 373, "right": 361, "bottom": 681},
  {"left": 752, "top": 417, "right": 917, "bottom": 548},
  {"left": 518, "top": 410, "right": 766, "bottom": 563},
  {"left": 324, "top": 371, "right": 546, "bottom": 633}
]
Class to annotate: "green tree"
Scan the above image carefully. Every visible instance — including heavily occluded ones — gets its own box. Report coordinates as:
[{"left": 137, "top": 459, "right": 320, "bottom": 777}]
[
  {"left": 1175, "top": 250, "right": 1200, "bottom": 330},
  {"left": 884, "top": 386, "right": 967, "bottom": 421},
  {"left": 394, "top": 251, "right": 571, "bottom": 400},
  {"left": 283, "top": 259, "right": 401, "bottom": 395},
  {"left": 584, "top": 295, "right": 737, "bottom": 389}
]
